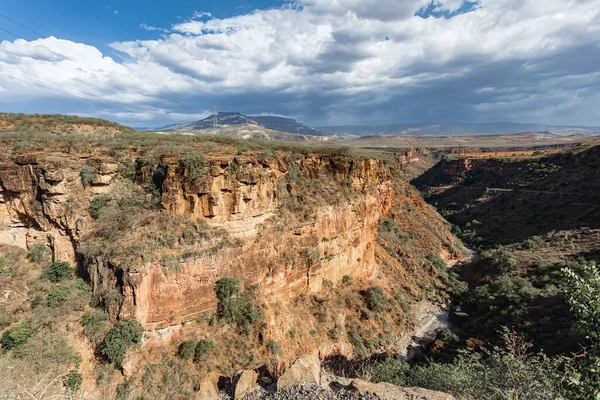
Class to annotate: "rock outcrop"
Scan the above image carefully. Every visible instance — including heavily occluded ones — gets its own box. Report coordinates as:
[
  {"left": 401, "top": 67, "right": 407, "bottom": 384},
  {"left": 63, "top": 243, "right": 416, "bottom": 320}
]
[
  {"left": 234, "top": 369, "right": 259, "bottom": 399},
  {"left": 277, "top": 355, "right": 321, "bottom": 389},
  {"left": 349, "top": 379, "right": 456, "bottom": 400}
]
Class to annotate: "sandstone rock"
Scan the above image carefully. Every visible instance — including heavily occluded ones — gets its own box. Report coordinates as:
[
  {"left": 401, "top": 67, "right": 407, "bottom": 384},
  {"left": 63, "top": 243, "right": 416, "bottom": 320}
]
[
  {"left": 120, "top": 353, "right": 136, "bottom": 380},
  {"left": 350, "top": 379, "right": 455, "bottom": 400},
  {"left": 196, "top": 373, "right": 220, "bottom": 400},
  {"left": 234, "top": 369, "right": 258, "bottom": 399},
  {"left": 277, "top": 355, "right": 321, "bottom": 390},
  {"left": 43, "top": 169, "right": 64, "bottom": 183}
]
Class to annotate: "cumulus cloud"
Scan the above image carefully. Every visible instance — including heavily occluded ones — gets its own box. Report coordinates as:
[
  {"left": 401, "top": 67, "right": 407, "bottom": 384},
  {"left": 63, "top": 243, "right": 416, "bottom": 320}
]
[{"left": 0, "top": 0, "right": 599, "bottom": 126}]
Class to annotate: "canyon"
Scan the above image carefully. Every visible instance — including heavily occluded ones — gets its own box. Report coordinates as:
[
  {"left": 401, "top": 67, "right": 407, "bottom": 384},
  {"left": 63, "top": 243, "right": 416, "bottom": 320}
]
[{"left": 0, "top": 133, "right": 463, "bottom": 391}]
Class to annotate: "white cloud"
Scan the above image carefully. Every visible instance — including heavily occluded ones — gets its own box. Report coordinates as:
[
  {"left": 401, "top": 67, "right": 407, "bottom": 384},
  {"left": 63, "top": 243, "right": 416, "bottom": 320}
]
[
  {"left": 0, "top": 0, "right": 599, "bottom": 126},
  {"left": 114, "top": 10, "right": 119, "bottom": 15},
  {"left": 140, "top": 23, "right": 170, "bottom": 33}
]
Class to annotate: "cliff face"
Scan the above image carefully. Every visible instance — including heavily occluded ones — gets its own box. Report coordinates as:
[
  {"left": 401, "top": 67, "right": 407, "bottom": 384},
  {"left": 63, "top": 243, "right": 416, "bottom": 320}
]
[{"left": 0, "top": 150, "right": 395, "bottom": 329}]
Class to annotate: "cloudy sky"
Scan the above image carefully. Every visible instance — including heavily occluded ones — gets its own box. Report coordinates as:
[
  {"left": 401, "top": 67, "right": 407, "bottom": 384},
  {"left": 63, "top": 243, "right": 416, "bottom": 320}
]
[{"left": 0, "top": 0, "right": 599, "bottom": 127}]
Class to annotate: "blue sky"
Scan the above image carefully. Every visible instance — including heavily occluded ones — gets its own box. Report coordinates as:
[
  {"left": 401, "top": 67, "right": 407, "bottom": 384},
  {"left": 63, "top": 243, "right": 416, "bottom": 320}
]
[
  {"left": 0, "top": 0, "right": 599, "bottom": 127},
  {"left": 0, "top": 0, "right": 279, "bottom": 54}
]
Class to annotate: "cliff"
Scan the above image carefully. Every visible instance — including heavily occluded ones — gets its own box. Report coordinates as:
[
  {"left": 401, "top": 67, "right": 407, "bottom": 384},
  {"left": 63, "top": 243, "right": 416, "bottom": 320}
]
[
  {"left": 0, "top": 147, "right": 398, "bottom": 328},
  {"left": 0, "top": 133, "right": 466, "bottom": 398}
]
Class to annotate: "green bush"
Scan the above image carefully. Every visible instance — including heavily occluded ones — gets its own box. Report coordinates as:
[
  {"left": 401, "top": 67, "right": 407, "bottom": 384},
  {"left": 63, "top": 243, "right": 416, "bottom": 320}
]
[
  {"left": 214, "top": 277, "right": 261, "bottom": 327},
  {"left": 89, "top": 195, "right": 110, "bottom": 219},
  {"left": 370, "top": 330, "right": 565, "bottom": 400},
  {"left": 259, "top": 148, "right": 276, "bottom": 161},
  {"left": 178, "top": 340, "right": 197, "bottom": 360},
  {"left": 363, "top": 285, "right": 386, "bottom": 312},
  {"left": 215, "top": 277, "right": 240, "bottom": 302},
  {"left": 43, "top": 261, "right": 72, "bottom": 282},
  {"left": 180, "top": 153, "right": 206, "bottom": 183},
  {"left": 1, "top": 321, "right": 34, "bottom": 350},
  {"left": 220, "top": 296, "right": 262, "bottom": 327},
  {"left": 100, "top": 319, "right": 143, "bottom": 364},
  {"left": 426, "top": 254, "right": 447, "bottom": 270},
  {"left": 30, "top": 295, "right": 42, "bottom": 308},
  {"left": 194, "top": 339, "right": 215, "bottom": 362},
  {"left": 562, "top": 263, "right": 600, "bottom": 398},
  {"left": 47, "top": 285, "right": 70, "bottom": 308},
  {"left": 82, "top": 309, "right": 109, "bottom": 344},
  {"left": 80, "top": 165, "right": 97, "bottom": 187},
  {"left": 63, "top": 370, "right": 83, "bottom": 393},
  {"left": 27, "top": 243, "right": 50, "bottom": 264}
]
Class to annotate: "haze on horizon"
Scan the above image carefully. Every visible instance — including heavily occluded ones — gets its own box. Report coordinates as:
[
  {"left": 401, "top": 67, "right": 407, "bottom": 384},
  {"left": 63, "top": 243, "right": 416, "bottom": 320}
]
[{"left": 0, "top": 0, "right": 599, "bottom": 128}]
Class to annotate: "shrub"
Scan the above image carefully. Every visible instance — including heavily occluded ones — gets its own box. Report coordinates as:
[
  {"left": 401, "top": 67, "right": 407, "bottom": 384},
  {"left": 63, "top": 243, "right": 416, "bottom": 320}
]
[
  {"left": 82, "top": 310, "right": 109, "bottom": 344},
  {"left": 215, "top": 277, "right": 240, "bottom": 302},
  {"left": 194, "top": 339, "right": 214, "bottom": 362},
  {"left": 89, "top": 195, "right": 110, "bottom": 219},
  {"left": 348, "top": 330, "right": 368, "bottom": 357},
  {"left": 259, "top": 148, "right": 276, "bottom": 161},
  {"left": 27, "top": 243, "right": 50, "bottom": 264},
  {"left": 180, "top": 153, "right": 206, "bottom": 183},
  {"left": 342, "top": 275, "right": 354, "bottom": 287},
  {"left": 47, "top": 285, "right": 70, "bottom": 308},
  {"left": 266, "top": 340, "right": 283, "bottom": 357},
  {"left": 214, "top": 277, "right": 261, "bottom": 327},
  {"left": 63, "top": 370, "right": 83, "bottom": 393},
  {"left": 426, "top": 254, "right": 446, "bottom": 271},
  {"left": 1, "top": 321, "right": 34, "bottom": 350},
  {"left": 363, "top": 285, "right": 386, "bottom": 312},
  {"left": 100, "top": 319, "right": 143, "bottom": 364},
  {"left": 178, "top": 340, "right": 197, "bottom": 360},
  {"left": 221, "top": 296, "right": 262, "bottom": 327},
  {"left": 80, "top": 165, "right": 97, "bottom": 187},
  {"left": 369, "top": 330, "right": 565, "bottom": 400},
  {"left": 30, "top": 295, "right": 42, "bottom": 308},
  {"left": 437, "top": 329, "right": 460, "bottom": 345},
  {"left": 43, "top": 261, "right": 72, "bottom": 282},
  {"left": 0, "top": 256, "right": 9, "bottom": 276}
]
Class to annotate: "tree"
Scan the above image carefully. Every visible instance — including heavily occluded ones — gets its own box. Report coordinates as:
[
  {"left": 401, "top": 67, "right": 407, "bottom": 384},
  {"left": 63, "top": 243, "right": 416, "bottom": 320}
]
[
  {"left": 43, "top": 261, "right": 72, "bottom": 283},
  {"left": 1, "top": 321, "right": 34, "bottom": 350},
  {"left": 100, "top": 319, "right": 143, "bottom": 364},
  {"left": 562, "top": 262, "right": 600, "bottom": 399}
]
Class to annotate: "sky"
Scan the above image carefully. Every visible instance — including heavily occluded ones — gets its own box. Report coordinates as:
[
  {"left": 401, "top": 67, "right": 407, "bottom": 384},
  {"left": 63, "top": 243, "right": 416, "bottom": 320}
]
[{"left": 0, "top": 0, "right": 599, "bottom": 127}]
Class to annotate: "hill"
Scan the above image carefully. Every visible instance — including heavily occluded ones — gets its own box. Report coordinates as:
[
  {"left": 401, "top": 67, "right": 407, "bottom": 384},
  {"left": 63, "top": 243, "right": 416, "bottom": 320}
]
[
  {"left": 0, "top": 113, "right": 134, "bottom": 134},
  {"left": 158, "top": 112, "right": 327, "bottom": 138},
  {"left": 320, "top": 122, "right": 600, "bottom": 136}
]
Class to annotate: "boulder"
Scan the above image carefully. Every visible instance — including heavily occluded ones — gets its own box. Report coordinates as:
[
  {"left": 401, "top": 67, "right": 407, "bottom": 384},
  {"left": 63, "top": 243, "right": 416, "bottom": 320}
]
[
  {"left": 195, "top": 372, "right": 220, "bottom": 400},
  {"left": 277, "top": 355, "right": 321, "bottom": 390},
  {"left": 234, "top": 369, "right": 258, "bottom": 399},
  {"left": 350, "top": 379, "right": 456, "bottom": 400}
]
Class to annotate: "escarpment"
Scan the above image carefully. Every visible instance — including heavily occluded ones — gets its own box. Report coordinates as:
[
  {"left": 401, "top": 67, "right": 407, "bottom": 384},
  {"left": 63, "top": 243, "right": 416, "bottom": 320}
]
[{"left": 0, "top": 148, "right": 408, "bottom": 329}]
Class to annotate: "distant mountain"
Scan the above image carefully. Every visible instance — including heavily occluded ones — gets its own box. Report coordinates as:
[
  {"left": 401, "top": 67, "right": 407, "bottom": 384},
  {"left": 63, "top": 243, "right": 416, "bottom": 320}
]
[
  {"left": 317, "top": 122, "right": 600, "bottom": 136},
  {"left": 157, "top": 112, "right": 325, "bottom": 137}
]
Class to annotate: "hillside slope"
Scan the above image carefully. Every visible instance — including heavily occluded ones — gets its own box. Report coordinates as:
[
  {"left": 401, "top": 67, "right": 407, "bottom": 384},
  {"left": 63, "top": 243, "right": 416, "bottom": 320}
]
[{"left": 0, "top": 113, "right": 134, "bottom": 134}]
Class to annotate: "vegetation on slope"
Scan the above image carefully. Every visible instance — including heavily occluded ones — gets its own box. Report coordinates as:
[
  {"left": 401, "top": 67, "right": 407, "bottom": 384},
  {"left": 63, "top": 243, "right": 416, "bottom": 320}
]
[
  {"left": 371, "top": 143, "right": 600, "bottom": 399},
  {"left": 0, "top": 112, "right": 134, "bottom": 134}
]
